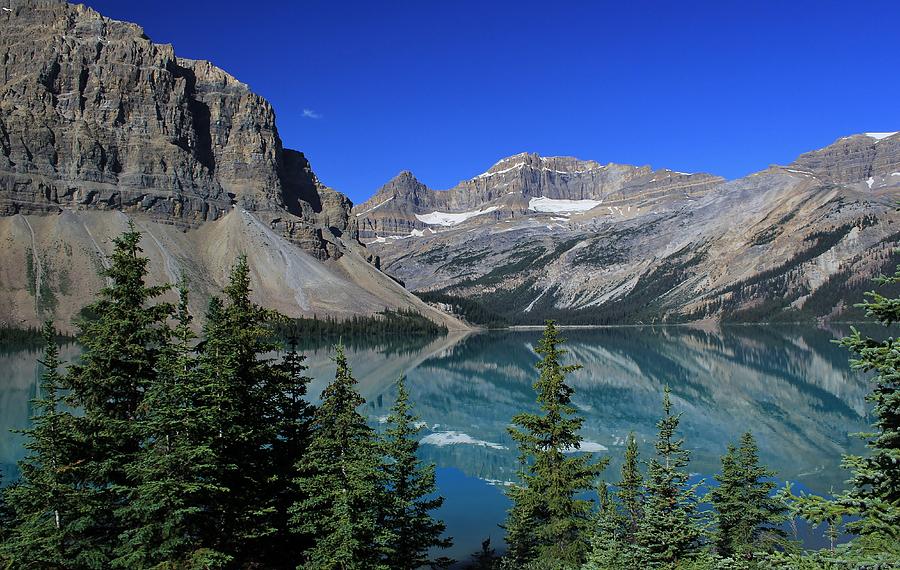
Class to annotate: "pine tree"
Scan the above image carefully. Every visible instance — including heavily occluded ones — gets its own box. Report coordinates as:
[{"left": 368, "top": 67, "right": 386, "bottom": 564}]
[
  {"left": 113, "top": 284, "right": 230, "bottom": 569},
  {"left": 835, "top": 263, "right": 900, "bottom": 549},
  {"left": 710, "top": 432, "right": 786, "bottom": 560},
  {"left": 504, "top": 321, "right": 607, "bottom": 567},
  {"left": 291, "top": 344, "right": 387, "bottom": 569},
  {"left": 1, "top": 322, "right": 80, "bottom": 567},
  {"left": 62, "top": 224, "right": 173, "bottom": 566},
  {"left": 381, "top": 376, "right": 452, "bottom": 569},
  {"left": 636, "top": 386, "right": 704, "bottom": 567},
  {"left": 583, "top": 483, "right": 627, "bottom": 570}
]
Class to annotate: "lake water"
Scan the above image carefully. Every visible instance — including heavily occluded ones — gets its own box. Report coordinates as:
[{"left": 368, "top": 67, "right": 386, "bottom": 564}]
[{"left": 0, "top": 325, "right": 872, "bottom": 561}]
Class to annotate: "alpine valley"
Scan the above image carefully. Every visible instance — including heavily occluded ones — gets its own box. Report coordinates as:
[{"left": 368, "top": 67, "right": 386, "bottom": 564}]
[{"left": 1, "top": 0, "right": 898, "bottom": 331}]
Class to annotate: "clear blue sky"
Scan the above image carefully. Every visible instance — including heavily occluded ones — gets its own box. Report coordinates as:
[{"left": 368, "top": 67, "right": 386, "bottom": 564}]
[{"left": 84, "top": 0, "right": 900, "bottom": 204}]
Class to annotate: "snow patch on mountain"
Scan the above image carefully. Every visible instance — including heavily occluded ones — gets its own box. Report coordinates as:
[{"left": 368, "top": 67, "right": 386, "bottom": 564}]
[
  {"left": 865, "top": 132, "right": 898, "bottom": 142},
  {"left": 475, "top": 163, "right": 526, "bottom": 179},
  {"left": 415, "top": 206, "right": 499, "bottom": 226},
  {"left": 355, "top": 195, "right": 393, "bottom": 216},
  {"left": 529, "top": 196, "right": 602, "bottom": 213}
]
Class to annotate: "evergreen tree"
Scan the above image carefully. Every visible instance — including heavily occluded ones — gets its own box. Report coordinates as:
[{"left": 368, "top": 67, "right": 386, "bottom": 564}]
[
  {"left": 113, "top": 284, "right": 230, "bottom": 569},
  {"left": 1, "top": 322, "right": 80, "bottom": 567},
  {"left": 262, "top": 334, "right": 317, "bottom": 567},
  {"left": 504, "top": 321, "right": 607, "bottom": 567},
  {"left": 710, "top": 432, "right": 786, "bottom": 560},
  {"left": 61, "top": 224, "right": 172, "bottom": 567},
  {"left": 836, "top": 263, "right": 900, "bottom": 548},
  {"left": 0, "top": 472, "right": 8, "bottom": 552},
  {"left": 380, "top": 376, "right": 452, "bottom": 569},
  {"left": 194, "top": 256, "right": 286, "bottom": 564},
  {"left": 583, "top": 483, "right": 627, "bottom": 570},
  {"left": 636, "top": 386, "right": 704, "bottom": 567},
  {"left": 291, "top": 344, "right": 387, "bottom": 569},
  {"left": 465, "top": 538, "right": 501, "bottom": 570},
  {"left": 618, "top": 432, "right": 643, "bottom": 541}
]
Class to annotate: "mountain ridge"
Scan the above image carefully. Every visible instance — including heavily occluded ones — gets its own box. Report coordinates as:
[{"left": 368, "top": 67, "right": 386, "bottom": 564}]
[{"left": 355, "top": 133, "right": 900, "bottom": 324}]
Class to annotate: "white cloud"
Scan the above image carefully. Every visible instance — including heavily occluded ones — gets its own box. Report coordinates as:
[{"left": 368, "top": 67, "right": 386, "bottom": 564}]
[{"left": 302, "top": 108, "right": 322, "bottom": 119}]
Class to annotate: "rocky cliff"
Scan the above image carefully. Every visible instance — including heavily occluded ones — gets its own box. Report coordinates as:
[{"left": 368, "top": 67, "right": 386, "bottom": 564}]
[
  {"left": 355, "top": 135, "right": 900, "bottom": 324},
  {"left": 0, "top": 0, "right": 463, "bottom": 331},
  {"left": 355, "top": 153, "right": 723, "bottom": 239},
  {"left": 0, "top": 0, "right": 360, "bottom": 252}
]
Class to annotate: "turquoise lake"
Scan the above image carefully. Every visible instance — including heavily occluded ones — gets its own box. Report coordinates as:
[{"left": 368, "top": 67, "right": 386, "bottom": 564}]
[{"left": 0, "top": 325, "right": 872, "bottom": 561}]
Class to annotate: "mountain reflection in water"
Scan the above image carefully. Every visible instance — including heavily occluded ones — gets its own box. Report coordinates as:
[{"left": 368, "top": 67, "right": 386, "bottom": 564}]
[
  {"left": 303, "top": 325, "right": 869, "bottom": 496},
  {"left": 0, "top": 325, "right": 870, "bottom": 508}
]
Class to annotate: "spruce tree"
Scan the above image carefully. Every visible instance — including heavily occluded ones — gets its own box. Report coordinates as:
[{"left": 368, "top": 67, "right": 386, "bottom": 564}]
[
  {"left": 836, "top": 263, "right": 900, "bottom": 547},
  {"left": 380, "top": 376, "right": 452, "bottom": 569},
  {"left": 618, "top": 432, "right": 643, "bottom": 541},
  {"left": 0, "top": 472, "right": 8, "bottom": 557},
  {"left": 1, "top": 322, "right": 79, "bottom": 567},
  {"left": 583, "top": 483, "right": 627, "bottom": 570},
  {"left": 195, "top": 256, "right": 286, "bottom": 564},
  {"left": 465, "top": 538, "right": 501, "bottom": 569},
  {"left": 262, "top": 335, "right": 316, "bottom": 567},
  {"left": 291, "top": 344, "right": 387, "bottom": 569},
  {"left": 504, "top": 321, "right": 607, "bottom": 567},
  {"left": 113, "top": 284, "right": 230, "bottom": 569},
  {"left": 63, "top": 223, "right": 173, "bottom": 566},
  {"left": 636, "top": 386, "right": 704, "bottom": 567},
  {"left": 711, "top": 432, "right": 785, "bottom": 560}
]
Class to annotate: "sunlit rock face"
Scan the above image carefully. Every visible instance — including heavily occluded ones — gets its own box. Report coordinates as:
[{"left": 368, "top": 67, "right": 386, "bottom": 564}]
[
  {"left": 0, "top": 0, "right": 467, "bottom": 331},
  {"left": 354, "top": 154, "right": 721, "bottom": 240},
  {"left": 356, "top": 137, "right": 900, "bottom": 325},
  {"left": 0, "top": 0, "right": 359, "bottom": 238},
  {"left": 305, "top": 326, "right": 868, "bottom": 494}
]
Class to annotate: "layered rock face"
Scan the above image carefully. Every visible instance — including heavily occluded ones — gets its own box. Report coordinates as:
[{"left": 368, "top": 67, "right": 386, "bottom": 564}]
[
  {"left": 354, "top": 153, "right": 722, "bottom": 239},
  {"left": 0, "top": 0, "right": 356, "bottom": 253},
  {"left": 2, "top": 1, "right": 231, "bottom": 220},
  {"left": 358, "top": 134, "right": 900, "bottom": 324},
  {"left": 0, "top": 0, "right": 462, "bottom": 331},
  {"left": 789, "top": 133, "right": 900, "bottom": 186}
]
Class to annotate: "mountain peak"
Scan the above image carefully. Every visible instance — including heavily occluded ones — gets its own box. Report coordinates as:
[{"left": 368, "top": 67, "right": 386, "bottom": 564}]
[
  {"left": 393, "top": 169, "right": 419, "bottom": 181},
  {"left": 475, "top": 152, "right": 607, "bottom": 180}
]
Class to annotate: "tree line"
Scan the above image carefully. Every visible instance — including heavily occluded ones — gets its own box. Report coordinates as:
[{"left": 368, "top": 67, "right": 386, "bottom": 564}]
[
  {"left": 1, "top": 226, "right": 899, "bottom": 569},
  {"left": 284, "top": 309, "right": 449, "bottom": 340}
]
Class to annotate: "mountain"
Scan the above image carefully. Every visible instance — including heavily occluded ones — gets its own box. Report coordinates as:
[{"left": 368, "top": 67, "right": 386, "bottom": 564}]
[
  {"left": 0, "top": 0, "right": 464, "bottom": 331},
  {"left": 354, "top": 135, "right": 900, "bottom": 324}
]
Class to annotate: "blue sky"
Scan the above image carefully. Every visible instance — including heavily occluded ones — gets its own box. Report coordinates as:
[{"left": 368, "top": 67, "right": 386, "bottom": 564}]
[{"left": 84, "top": 0, "right": 900, "bottom": 204}]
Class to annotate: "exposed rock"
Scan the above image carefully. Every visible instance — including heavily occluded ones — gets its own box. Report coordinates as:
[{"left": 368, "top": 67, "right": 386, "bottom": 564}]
[
  {"left": 789, "top": 132, "right": 900, "bottom": 186},
  {"left": 0, "top": 209, "right": 465, "bottom": 332},
  {"left": 357, "top": 136, "right": 900, "bottom": 324},
  {"left": 0, "top": 0, "right": 465, "bottom": 330},
  {"left": 0, "top": 0, "right": 354, "bottom": 253},
  {"left": 354, "top": 153, "right": 722, "bottom": 239}
]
